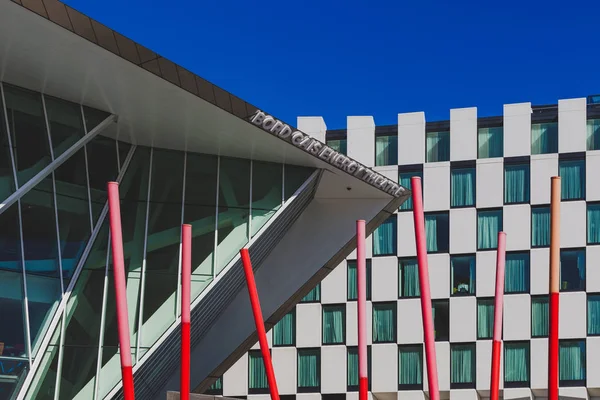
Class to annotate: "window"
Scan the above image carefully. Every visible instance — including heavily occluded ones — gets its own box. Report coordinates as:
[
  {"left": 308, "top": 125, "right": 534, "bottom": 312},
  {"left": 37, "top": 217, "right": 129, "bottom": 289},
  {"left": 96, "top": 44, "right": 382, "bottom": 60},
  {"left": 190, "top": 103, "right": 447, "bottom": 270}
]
[
  {"left": 373, "top": 303, "right": 396, "bottom": 343},
  {"left": 399, "top": 258, "right": 420, "bottom": 298},
  {"left": 426, "top": 131, "right": 450, "bottom": 162},
  {"left": 451, "top": 167, "right": 475, "bottom": 208},
  {"left": 273, "top": 309, "right": 295, "bottom": 346},
  {"left": 531, "top": 296, "right": 549, "bottom": 338},
  {"left": 399, "top": 168, "right": 422, "bottom": 211},
  {"left": 301, "top": 284, "right": 320, "bottom": 303},
  {"left": 205, "top": 377, "right": 223, "bottom": 395},
  {"left": 560, "top": 249, "right": 585, "bottom": 291},
  {"left": 504, "top": 342, "right": 530, "bottom": 387},
  {"left": 451, "top": 255, "right": 475, "bottom": 296},
  {"left": 587, "top": 119, "right": 600, "bottom": 151},
  {"left": 347, "top": 346, "right": 372, "bottom": 391},
  {"left": 398, "top": 345, "right": 423, "bottom": 389},
  {"left": 531, "top": 207, "right": 550, "bottom": 247},
  {"left": 425, "top": 212, "right": 449, "bottom": 253},
  {"left": 348, "top": 260, "right": 372, "bottom": 300},
  {"left": 477, "top": 209, "right": 502, "bottom": 250},
  {"left": 505, "top": 252, "right": 530, "bottom": 294},
  {"left": 559, "top": 158, "right": 585, "bottom": 200},
  {"left": 322, "top": 305, "right": 345, "bottom": 345},
  {"left": 559, "top": 340, "right": 586, "bottom": 386},
  {"left": 478, "top": 127, "right": 503, "bottom": 158},
  {"left": 375, "top": 135, "right": 398, "bottom": 166},
  {"left": 588, "top": 294, "right": 600, "bottom": 335},
  {"left": 373, "top": 216, "right": 397, "bottom": 256},
  {"left": 531, "top": 122, "right": 558, "bottom": 154},
  {"left": 432, "top": 300, "right": 449, "bottom": 341},
  {"left": 477, "top": 299, "right": 494, "bottom": 339},
  {"left": 249, "top": 350, "right": 268, "bottom": 393},
  {"left": 588, "top": 204, "right": 600, "bottom": 244},
  {"left": 504, "top": 163, "right": 530, "bottom": 204},
  {"left": 450, "top": 343, "right": 475, "bottom": 388},
  {"left": 327, "top": 138, "right": 347, "bottom": 155},
  {"left": 297, "top": 349, "right": 320, "bottom": 392}
]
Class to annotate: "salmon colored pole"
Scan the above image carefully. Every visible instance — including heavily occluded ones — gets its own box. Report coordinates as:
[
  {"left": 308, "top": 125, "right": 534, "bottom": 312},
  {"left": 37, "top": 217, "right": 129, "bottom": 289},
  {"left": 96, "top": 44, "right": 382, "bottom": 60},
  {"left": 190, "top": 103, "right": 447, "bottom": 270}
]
[
  {"left": 490, "top": 232, "right": 507, "bottom": 400},
  {"left": 180, "top": 224, "right": 192, "bottom": 400},
  {"left": 356, "top": 220, "right": 368, "bottom": 400},
  {"left": 549, "top": 177, "right": 561, "bottom": 400},
  {"left": 410, "top": 177, "right": 439, "bottom": 400},
  {"left": 240, "top": 248, "right": 280, "bottom": 400},
  {"left": 107, "top": 182, "right": 135, "bottom": 400}
]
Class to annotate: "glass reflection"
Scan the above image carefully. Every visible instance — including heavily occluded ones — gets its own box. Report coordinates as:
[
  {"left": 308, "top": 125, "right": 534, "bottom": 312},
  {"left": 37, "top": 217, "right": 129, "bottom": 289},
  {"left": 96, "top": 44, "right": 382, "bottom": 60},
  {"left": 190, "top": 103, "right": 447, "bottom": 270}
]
[
  {"left": 86, "top": 136, "right": 120, "bottom": 223},
  {"left": 251, "top": 161, "right": 282, "bottom": 237},
  {"left": 0, "top": 89, "right": 15, "bottom": 200},
  {"left": 82, "top": 106, "right": 110, "bottom": 133},
  {"left": 44, "top": 95, "right": 85, "bottom": 158},
  {"left": 285, "top": 165, "right": 313, "bottom": 201}
]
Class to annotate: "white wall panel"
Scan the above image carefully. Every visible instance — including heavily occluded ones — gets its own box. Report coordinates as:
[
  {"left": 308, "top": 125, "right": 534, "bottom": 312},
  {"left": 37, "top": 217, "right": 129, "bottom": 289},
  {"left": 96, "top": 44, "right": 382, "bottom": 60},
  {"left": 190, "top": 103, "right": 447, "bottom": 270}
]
[
  {"left": 398, "top": 112, "right": 426, "bottom": 165},
  {"left": 476, "top": 159, "right": 503, "bottom": 208},
  {"left": 558, "top": 98, "right": 587, "bottom": 153},
  {"left": 297, "top": 116, "right": 327, "bottom": 143},
  {"left": 347, "top": 116, "right": 375, "bottom": 167},
  {"left": 424, "top": 163, "right": 450, "bottom": 211},
  {"left": 504, "top": 103, "right": 531, "bottom": 157},
  {"left": 503, "top": 204, "right": 531, "bottom": 251},
  {"left": 450, "top": 107, "right": 477, "bottom": 161},
  {"left": 321, "top": 346, "right": 346, "bottom": 393},
  {"left": 450, "top": 208, "right": 476, "bottom": 254},
  {"left": 531, "top": 155, "right": 558, "bottom": 205}
]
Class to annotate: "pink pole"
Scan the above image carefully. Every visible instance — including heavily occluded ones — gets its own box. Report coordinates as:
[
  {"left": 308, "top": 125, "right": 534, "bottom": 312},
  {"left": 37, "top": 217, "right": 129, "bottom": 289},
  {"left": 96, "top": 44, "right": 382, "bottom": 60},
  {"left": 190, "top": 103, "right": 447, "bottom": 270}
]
[
  {"left": 181, "top": 224, "right": 192, "bottom": 400},
  {"left": 410, "top": 177, "right": 439, "bottom": 400},
  {"left": 107, "top": 182, "right": 135, "bottom": 400},
  {"left": 240, "top": 248, "right": 280, "bottom": 400},
  {"left": 490, "top": 232, "right": 506, "bottom": 400},
  {"left": 356, "top": 220, "right": 368, "bottom": 400}
]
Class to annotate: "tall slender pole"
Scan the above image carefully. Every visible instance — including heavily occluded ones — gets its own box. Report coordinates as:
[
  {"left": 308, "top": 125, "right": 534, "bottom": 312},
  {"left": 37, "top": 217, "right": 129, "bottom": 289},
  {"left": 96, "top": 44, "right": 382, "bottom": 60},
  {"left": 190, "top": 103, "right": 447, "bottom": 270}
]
[
  {"left": 410, "top": 177, "right": 439, "bottom": 400},
  {"left": 240, "top": 248, "right": 280, "bottom": 400},
  {"left": 549, "top": 177, "right": 561, "bottom": 400},
  {"left": 107, "top": 182, "right": 135, "bottom": 400},
  {"left": 356, "top": 220, "right": 368, "bottom": 400},
  {"left": 490, "top": 232, "right": 507, "bottom": 400},
  {"left": 181, "top": 224, "right": 192, "bottom": 400}
]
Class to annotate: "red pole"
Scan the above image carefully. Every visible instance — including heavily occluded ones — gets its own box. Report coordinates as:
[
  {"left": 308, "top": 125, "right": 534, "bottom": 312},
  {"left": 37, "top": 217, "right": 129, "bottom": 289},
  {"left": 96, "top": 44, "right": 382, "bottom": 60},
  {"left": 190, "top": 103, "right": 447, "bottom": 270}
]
[
  {"left": 549, "top": 177, "right": 561, "bottom": 400},
  {"left": 240, "top": 248, "right": 280, "bottom": 400},
  {"left": 410, "top": 177, "right": 439, "bottom": 400},
  {"left": 181, "top": 224, "right": 192, "bottom": 400},
  {"left": 107, "top": 182, "right": 135, "bottom": 400},
  {"left": 490, "top": 232, "right": 506, "bottom": 400},
  {"left": 356, "top": 220, "right": 368, "bottom": 400}
]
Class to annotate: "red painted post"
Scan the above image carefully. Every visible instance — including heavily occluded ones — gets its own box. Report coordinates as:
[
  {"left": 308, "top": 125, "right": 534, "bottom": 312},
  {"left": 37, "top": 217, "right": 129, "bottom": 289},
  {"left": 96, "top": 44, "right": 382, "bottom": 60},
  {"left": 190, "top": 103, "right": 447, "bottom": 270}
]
[
  {"left": 410, "top": 177, "right": 439, "bottom": 400},
  {"left": 107, "top": 182, "right": 135, "bottom": 400},
  {"left": 181, "top": 224, "right": 192, "bottom": 400},
  {"left": 356, "top": 220, "right": 368, "bottom": 400},
  {"left": 240, "top": 248, "right": 280, "bottom": 400},
  {"left": 549, "top": 177, "right": 561, "bottom": 400},
  {"left": 490, "top": 232, "right": 507, "bottom": 400}
]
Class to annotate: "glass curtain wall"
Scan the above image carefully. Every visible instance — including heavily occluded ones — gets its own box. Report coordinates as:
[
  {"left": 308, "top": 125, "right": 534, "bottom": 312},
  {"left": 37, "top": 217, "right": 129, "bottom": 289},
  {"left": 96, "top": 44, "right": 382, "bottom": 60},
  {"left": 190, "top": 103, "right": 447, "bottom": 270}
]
[{"left": 24, "top": 145, "right": 313, "bottom": 399}]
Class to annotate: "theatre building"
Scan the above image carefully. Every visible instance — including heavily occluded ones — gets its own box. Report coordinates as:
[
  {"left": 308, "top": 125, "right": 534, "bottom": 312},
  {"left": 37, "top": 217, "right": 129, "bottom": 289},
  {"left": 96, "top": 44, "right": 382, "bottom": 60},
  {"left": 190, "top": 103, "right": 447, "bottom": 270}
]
[{"left": 0, "top": 2, "right": 599, "bottom": 400}]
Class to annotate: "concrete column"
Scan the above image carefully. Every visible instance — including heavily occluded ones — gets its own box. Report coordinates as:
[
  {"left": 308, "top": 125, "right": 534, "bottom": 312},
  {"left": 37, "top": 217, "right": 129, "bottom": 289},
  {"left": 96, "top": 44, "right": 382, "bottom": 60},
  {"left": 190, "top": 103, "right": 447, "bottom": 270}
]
[
  {"left": 558, "top": 98, "right": 587, "bottom": 153},
  {"left": 504, "top": 103, "right": 532, "bottom": 157},
  {"left": 347, "top": 116, "right": 375, "bottom": 167},
  {"left": 297, "top": 116, "right": 327, "bottom": 143},
  {"left": 398, "top": 112, "right": 426, "bottom": 165},
  {"left": 450, "top": 107, "right": 477, "bottom": 161}
]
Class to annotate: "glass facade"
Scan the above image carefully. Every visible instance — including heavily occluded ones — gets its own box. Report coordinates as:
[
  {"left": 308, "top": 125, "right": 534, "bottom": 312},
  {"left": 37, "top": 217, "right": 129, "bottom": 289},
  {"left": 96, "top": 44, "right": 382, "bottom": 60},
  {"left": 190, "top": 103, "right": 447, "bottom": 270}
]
[{"left": 375, "top": 135, "right": 398, "bottom": 166}]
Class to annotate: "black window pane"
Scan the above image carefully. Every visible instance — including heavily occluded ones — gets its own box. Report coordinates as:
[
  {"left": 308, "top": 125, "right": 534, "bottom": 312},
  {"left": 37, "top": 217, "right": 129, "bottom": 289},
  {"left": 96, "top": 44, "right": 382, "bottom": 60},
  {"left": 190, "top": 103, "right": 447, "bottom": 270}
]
[
  {"left": 432, "top": 300, "right": 449, "bottom": 341},
  {"left": 44, "top": 95, "right": 85, "bottom": 158},
  {"left": 83, "top": 105, "right": 110, "bottom": 132},
  {"left": 86, "top": 136, "right": 119, "bottom": 222},
  {"left": 0, "top": 89, "right": 15, "bottom": 199},
  {"left": 560, "top": 250, "right": 585, "bottom": 291}
]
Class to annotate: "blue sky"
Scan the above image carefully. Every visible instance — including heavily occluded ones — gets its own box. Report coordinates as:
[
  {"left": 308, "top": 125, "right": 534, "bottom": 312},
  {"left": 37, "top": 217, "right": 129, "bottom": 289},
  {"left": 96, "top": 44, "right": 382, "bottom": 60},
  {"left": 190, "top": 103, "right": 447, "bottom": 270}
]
[{"left": 63, "top": 0, "right": 600, "bottom": 129}]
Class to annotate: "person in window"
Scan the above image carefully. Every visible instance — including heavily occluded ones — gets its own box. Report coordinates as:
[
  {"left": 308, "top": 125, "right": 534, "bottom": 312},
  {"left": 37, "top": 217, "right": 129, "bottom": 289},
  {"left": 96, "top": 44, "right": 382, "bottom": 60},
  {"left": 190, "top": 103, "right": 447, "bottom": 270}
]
[{"left": 457, "top": 282, "right": 470, "bottom": 293}]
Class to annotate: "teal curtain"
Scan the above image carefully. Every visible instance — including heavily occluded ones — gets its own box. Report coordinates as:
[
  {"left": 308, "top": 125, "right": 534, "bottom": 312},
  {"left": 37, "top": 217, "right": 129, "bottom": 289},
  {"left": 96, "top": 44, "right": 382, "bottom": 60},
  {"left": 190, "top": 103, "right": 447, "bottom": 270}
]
[
  {"left": 559, "top": 341, "right": 586, "bottom": 381},
  {"left": 588, "top": 295, "right": 600, "bottom": 335},
  {"left": 399, "top": 171, "right": 422, "bottom": 211},
  {"left": 531, "top": 297, "right": 549, "bottom": 337},
  {"left": 531, "top": 122, "right": 558, "bottom": 154},
  {"left": 560, "top": 159, "right": 585, "bottom": 200},
  {"left": 478, "top": 127, "right": 503, "bottom": 158},
  {"left": 301, "top": 284, "right": 320, "bottom": 302},
  {"left": 477, "top": 300, "right": 494, "bottom": 339},
  {"left": 249, "top": 352, "right": 268, "bottom": 389},
  {"left": 323, "top": 305, "right": 345, "bottom": 344},
  {"left": 588, "top": 119, "right": 600, "bottom": 151},
  {"left": 375, "top": 135, "right": 398, "bottom": 166},
  {"left": 373, "top": 303, "right": 396, "bottom": 343},
  {"left": 327, "top": 139, "right": 347, "bottom": 155},
  {"left": 273, "top": 310, "right": 295, "bottom": 346},
  {"left": 425, "top": 213, "right": 449, "bottom": 253},
  {"left": 208, "top": 377, "right": 222, "bottom": 391},
  {"left": 347, "top": 349, "right": 359, "bottom": 387},
  {"left": 373, "top": 217, "right": 397, "bottom": 256},
  {"left": 588, "top": 204, "right": 600, "bottom": 244},
  {"left": 451, "top": 345, "right": 475, "bottom": 384},
  {"left": 400, "top": 259, "right": 420, "bottom": 297},
  {"left": 451, "top": 168, "right": 475, "bottom": 207},
  {"left": 348, "top": 261, "right": 372, "bottom": 300},
  {"left": 532, "top": 207, "right": 550, "bottom": 247},
  {"left": 504, "top": 164, "right": 530, "bottom": 204},
  {"left": 505, "top": 343, "right": 529, "bottom": 383},
  {"left": 298, "top": 349, "right": 320, "bottom": 388},
  {"left": 425, "top": 215, "right": 438, "bottom": 252},
  {"left": 505, "top": 253, "right": 530, "bottom": 293},
  {"left": 478, "top": 210, "right": 502, "bottom": 250},
  {"left": 399, "top": 346, "right": 423, "bottom": 385},
  {"left": 426, "top": 131, "right": 450, "bottom": 162}
]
